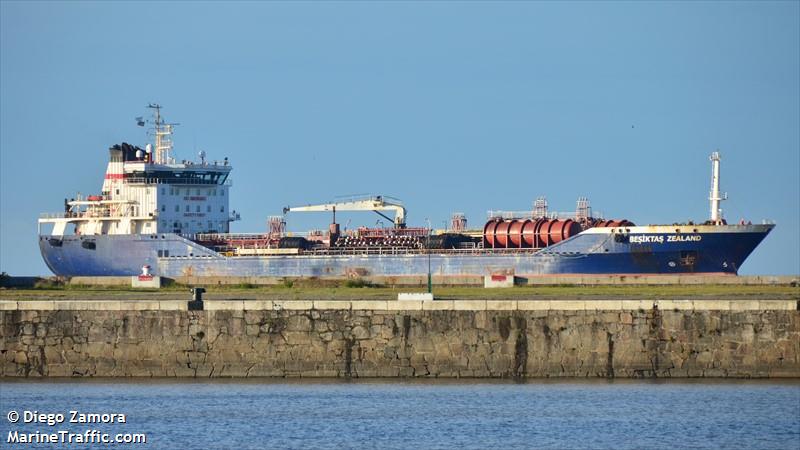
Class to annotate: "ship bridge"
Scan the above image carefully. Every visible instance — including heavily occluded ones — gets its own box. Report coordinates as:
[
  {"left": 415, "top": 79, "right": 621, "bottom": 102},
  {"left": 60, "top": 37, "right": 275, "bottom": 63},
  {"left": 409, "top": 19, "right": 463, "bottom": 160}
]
[{"left": 123, "top": 161, "right": 232, "bottom": 185}]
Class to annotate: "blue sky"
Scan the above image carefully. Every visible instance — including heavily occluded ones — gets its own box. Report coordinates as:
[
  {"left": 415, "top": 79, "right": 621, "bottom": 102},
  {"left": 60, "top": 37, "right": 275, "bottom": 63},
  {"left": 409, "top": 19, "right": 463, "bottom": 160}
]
[{"left": 1, "top": 1, "right": 798, "bottom": 275}]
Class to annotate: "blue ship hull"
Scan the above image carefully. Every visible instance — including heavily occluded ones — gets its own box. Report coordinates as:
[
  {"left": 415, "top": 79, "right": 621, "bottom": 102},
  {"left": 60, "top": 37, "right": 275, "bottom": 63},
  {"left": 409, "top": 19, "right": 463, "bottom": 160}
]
[{"left": 38, "top": 224, "right": 773, "bottom": 278}]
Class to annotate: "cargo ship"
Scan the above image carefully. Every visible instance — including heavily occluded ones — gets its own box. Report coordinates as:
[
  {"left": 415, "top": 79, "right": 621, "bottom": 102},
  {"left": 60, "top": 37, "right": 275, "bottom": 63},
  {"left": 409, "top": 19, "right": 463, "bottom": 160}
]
[{"left": 38, "top": 105, "right": 774, "bottom": 279}]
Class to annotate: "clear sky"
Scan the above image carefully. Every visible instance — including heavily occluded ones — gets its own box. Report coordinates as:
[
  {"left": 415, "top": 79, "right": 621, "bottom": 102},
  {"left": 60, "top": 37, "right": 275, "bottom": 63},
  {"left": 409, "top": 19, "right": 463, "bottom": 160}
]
[{"left": 1, "top": 1, "right": 798, "bottom": 276}]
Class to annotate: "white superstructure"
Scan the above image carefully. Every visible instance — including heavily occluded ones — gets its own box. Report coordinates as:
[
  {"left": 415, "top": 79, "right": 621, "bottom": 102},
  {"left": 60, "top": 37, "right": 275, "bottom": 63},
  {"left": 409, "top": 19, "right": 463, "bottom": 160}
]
[{"left": 38, "top": 105, "right": 238, "bottom": 237}]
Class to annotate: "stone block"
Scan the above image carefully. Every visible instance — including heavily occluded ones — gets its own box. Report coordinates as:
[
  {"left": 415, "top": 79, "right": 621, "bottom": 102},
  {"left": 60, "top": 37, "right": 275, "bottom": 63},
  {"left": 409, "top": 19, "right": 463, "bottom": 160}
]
[
  {"left": 286, "top": 315, "right": 312, "bottom": 331},
  {"left": 657, "top": 300, "right": 695, "bottom": 311},
  {"left": 386, "top": 301, "right": 422, "bottom": 311},
  {"left": 273, "top": 301, "right": 313, "bottom": 310},
  {"left": 486, "top": 301, "right": 516, "bottom": 311},
  {"left": 101, "top": 301, "right": 123, "bottom": 311},
  {"left": 691, "top": 300, "right": 730, "bottom": 310},
  {"left": 159, "top": 301, "right": 187, "bottom": 311},
  {"left": 120, "top": 301, "right": 161, "bottom": 311},
  {"left": 728, "top": 300, "right": 761, "bottom": 311},
  {"left": 517, "top": 300, "right": 551, "bottom": 310},
  {"left": 13, "top": 351, "right": 27, "bottom": 364},
  {"left": 205, "top": 300, "right": 246, "bottom": 310},
  {"left": 244, "top": 300, "right": 274, "bottom": 310},
  {"left": 453, "top": 300, "right": 486, "bottom": 311},
  {"left": 313, "top": 301, "right": 352, "bottom": 310},
  {"left": 351, "top": 325, "right": 371, "bottom": 340},
  {"left": 46, "top": 364, "right": 71, "bottom": 377},
  {"left": 758, "top": 300, "right": 796, "bottom": 311},
  {"left": 351, "top": 301, "right": 388, "bottom": 310},
  {"left": 621, "top": 300, "right": 652, "bottom": 310},
  {"left": 586, "top": 300, "right": 622, "bottom": 311},
  {"left": 550, "top": 300, "right": 586, "bottom": 310},
  {"left": 0, "top": 301, "right": 17, "bottom": 310},
  {"left": 422, "top": 300, "right": 453, "bottom": 310},
  {"left": 52, "top": 301, "right": 81, "bottom": 311},
  {"left": 17, "top": 301, "right": 55, "bottom": 310},
  {"left": 281, "top": 331, "right": 312, "bottom": 345}
]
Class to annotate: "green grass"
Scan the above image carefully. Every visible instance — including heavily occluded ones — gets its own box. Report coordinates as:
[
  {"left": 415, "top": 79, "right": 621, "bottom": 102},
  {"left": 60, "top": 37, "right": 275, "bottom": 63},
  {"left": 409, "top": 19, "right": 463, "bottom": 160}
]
[{"left": 1, "top": 282, "right": 797, "bottom": 301}]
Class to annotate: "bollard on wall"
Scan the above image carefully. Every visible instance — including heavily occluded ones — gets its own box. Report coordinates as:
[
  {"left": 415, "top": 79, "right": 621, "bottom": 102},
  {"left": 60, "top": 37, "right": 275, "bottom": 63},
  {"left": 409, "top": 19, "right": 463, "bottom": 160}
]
[{"left": 188, "top": 287, "right": 206, "bottom": 311}]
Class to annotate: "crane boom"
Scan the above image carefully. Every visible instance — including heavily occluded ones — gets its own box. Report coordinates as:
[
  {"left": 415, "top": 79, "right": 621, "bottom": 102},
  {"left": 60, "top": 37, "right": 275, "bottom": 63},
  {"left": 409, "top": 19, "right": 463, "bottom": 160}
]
[{"left": 283, "top": 195, "right": 407, "bottom": 228}]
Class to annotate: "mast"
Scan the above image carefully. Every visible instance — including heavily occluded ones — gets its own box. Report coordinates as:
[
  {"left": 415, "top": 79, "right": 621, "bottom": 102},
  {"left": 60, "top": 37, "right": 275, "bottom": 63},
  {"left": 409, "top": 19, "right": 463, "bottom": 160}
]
[
  {"left": 147, "top": 103, "right": 176, "bottom": 164},
  {"left": 709, "top": 151, "right": 726, "bottom": 224}
]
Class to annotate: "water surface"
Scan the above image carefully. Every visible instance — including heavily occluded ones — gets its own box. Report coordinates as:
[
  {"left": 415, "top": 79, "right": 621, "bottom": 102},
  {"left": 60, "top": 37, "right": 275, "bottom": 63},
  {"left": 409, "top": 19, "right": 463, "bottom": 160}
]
[{"left": 1, "top": 379, "right": 798, "bottom": 449}]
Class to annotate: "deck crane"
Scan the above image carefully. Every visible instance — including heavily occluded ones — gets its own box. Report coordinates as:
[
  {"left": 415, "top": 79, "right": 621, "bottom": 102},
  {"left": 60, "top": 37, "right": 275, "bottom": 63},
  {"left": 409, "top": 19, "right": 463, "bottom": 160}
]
[{"left": 283, "top": 196, "right": 407, "bottom": 237}]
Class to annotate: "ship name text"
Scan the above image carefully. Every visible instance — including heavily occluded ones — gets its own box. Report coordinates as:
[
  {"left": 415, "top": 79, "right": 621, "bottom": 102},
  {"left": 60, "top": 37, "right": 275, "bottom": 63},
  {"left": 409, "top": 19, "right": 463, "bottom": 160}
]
[{"left": 629, "top": 235, "right": 702, "bottom": 244}]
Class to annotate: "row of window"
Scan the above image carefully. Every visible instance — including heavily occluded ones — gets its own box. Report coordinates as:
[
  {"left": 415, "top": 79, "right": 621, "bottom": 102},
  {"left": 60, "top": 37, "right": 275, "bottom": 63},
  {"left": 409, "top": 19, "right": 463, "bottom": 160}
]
[
  {"left": 160, "top": 205, "right": 225, "bottom": 213},
  {"left": 160, "top": 220, "right": 226, "bottom": 231},
  {"left": 160, "top": 187, "right": 225, "bottom": 196},
  {"left": 156, "top": 251, "right": 215, "bottom": 259}
]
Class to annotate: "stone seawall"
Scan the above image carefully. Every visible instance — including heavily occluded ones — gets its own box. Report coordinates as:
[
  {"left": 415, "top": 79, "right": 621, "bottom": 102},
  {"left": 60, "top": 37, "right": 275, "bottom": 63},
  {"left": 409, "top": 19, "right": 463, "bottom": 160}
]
[{"left": 1, "top": 301, "right": 798, "bottom": 378}]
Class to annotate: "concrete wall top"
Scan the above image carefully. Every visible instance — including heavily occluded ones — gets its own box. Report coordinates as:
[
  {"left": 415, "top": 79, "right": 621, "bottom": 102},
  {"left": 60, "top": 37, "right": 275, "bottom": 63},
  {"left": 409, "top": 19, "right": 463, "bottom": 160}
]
[{"left": 1, "top": 299, "right": 797, "bottom": 312}]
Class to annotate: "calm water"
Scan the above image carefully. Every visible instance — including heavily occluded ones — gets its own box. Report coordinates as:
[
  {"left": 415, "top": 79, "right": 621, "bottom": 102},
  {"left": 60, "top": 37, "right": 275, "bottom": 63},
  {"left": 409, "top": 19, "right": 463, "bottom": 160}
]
[{"left": 1, "top": 379, "right": 798, "bottom": 449}]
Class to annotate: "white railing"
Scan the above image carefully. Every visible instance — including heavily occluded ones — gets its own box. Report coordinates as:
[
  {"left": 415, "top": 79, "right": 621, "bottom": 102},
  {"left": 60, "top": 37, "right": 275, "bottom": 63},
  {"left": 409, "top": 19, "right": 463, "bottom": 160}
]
[
  {"left": 298, "top": 246, "right": 542, "bottom": 257},
  {"left": 125, "top": 177, "right": 232, "bottom": 186},
  {"left": 193, "top": 230, "right": 325, "bottom": 241},
  {"left": 39, "top": 205, "right": 144, "bottom": 220},
  {"left": 194, "top": 233, "right": 270, "bottom": 241},
  {"left": 487, "top": 210, "right": 605, "bottom": 220}
]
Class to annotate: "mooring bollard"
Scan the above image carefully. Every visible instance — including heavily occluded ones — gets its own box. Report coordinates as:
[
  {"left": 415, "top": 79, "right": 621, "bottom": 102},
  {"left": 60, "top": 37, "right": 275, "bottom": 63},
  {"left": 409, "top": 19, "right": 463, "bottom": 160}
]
[{"left": 188, "top": 287, "right": 206, "bottom": 311}]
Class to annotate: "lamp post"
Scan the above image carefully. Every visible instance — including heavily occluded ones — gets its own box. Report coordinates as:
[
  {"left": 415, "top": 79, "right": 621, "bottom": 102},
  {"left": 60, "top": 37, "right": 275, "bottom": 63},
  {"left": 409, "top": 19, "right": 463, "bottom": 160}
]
[{"left": 425, "top": 218, "right": 432, "bottom": 294}]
